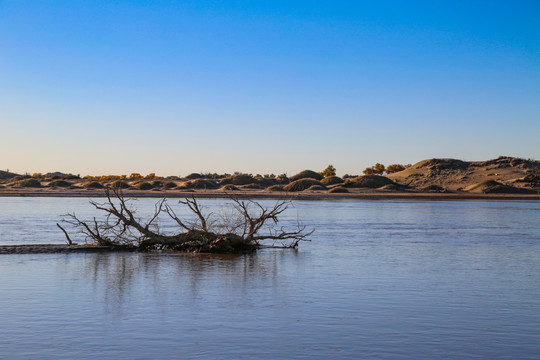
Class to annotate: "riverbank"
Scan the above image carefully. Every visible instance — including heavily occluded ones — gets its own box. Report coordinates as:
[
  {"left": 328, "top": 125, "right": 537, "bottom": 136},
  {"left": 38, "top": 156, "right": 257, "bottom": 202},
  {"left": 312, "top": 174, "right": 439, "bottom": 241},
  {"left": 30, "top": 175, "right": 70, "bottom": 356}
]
[
  {"left": 2, "top": 157, "right": 538, "bottom": 199},
  {"left": 0, "top": 188, "right": 538, "bottom": 200}
]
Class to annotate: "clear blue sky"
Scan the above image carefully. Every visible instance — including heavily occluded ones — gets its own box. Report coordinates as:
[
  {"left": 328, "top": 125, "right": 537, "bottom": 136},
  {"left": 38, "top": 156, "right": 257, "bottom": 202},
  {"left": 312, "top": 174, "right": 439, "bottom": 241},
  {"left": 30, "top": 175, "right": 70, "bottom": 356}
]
[{"left": 1, "top": 1, "right": 539, "bottom": 176}]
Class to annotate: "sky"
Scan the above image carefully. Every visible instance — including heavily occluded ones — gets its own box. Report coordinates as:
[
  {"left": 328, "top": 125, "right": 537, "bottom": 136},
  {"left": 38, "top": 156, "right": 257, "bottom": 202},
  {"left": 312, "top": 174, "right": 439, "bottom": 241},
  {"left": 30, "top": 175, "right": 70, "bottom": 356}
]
[{"left": 1, "top": 1, "right": 539, "bottom": 177}]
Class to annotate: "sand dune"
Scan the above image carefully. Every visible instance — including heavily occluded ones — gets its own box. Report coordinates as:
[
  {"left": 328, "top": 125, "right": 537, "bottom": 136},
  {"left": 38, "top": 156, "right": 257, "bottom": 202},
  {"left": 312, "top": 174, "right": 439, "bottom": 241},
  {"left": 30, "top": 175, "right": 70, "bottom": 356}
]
[
  {"left": 1, "top": 156, "right": 538, "bottom": 198},
  {"left": 387, "top": 156, "right": 539, "bottom": 193}
]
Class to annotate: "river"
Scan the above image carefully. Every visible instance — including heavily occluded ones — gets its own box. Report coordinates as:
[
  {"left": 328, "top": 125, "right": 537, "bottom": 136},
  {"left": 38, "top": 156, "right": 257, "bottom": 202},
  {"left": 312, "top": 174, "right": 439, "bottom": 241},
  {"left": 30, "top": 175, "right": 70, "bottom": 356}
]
[{"left": 0, "top": 197, "right": 539, "bottom": 359}]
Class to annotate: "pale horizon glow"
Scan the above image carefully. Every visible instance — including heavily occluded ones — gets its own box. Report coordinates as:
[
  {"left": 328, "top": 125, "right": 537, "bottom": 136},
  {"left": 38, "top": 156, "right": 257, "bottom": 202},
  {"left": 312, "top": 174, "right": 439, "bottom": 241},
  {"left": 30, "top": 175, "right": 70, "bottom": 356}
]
[{"left": 1, "top": 1, "right": 539, "bottom": 177}]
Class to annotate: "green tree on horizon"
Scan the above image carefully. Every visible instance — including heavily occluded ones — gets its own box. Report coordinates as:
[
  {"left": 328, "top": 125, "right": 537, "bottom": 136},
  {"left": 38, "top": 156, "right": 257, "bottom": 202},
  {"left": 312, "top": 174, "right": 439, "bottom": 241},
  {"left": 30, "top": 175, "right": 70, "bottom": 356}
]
[{"left": 320, "top": 165, "right": 336, "bottom": 177}]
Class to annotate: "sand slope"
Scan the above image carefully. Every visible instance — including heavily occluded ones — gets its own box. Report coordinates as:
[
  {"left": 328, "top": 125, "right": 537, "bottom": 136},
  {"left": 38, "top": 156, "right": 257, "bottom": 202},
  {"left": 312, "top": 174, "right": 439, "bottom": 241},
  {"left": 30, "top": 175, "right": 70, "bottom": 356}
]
[{"left": 387, "top": 156, "right": 539, "bottom": 192}]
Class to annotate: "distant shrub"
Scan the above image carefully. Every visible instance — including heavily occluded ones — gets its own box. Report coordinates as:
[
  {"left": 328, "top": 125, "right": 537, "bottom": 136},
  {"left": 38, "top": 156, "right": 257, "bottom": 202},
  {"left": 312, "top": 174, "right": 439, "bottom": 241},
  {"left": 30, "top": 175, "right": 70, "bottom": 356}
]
[
  {"left": 363, "top": 168, "right": 374, "bottom": 175},
  {"left": 187, "top": 179, "right": 217, "bottom": 189},
  {"left": 84, "top": 181, "right": 104, "bottom": 189},
  {"left": 290, "top": 170, "right": 324, "bottom": 181},
  {"left": 386, "top": 164, "right": 406, "bottom": 174},
  {"left": 185, "top": 173, "right": 202, "bottom": 180},
  {"left": 256, "top": 177, "right": 278, "bottom": 188},
  {"left": 284, "top": 178, "right": 323, "bottom": 192},
  {"left": 110, "top": 181, "right": 130, "bottom": 189},
  {"left": 94, "top": 175, "right": 124, "bottom": 181},
  {"left": 152, "top": 181, "right": 164, "bottom": 188},
  {"left": 129, "top": 173, "right": 142, "bottom": 179},
  {"left": 320, "top": 176, "right": 343, "bottom": 186},
  {"left": 220, "top": 184, "right": 239, "bottom": 191},
  {"left": 16, "top": 178, "right": 41, "bottom": 187},
  {"left": 373, "top": 163, "right": 385, "bottom": 175},
  {"left": 203, "top": 172, "right": 228, "bottom": 179},
  {"left": 0, "top": 170, "right": 18, "bottom": 181},
  {"left": 291, "top": 170, "right": 324, "bottom": 181},
  {"left": 344, "top": 175, "right": 394, "bottom": 188},
  {"left": 362, "top": 163, "right": 386, "bottom": 175},
  {"left": 135, "top": 181, "right": 154, "bottom": 190},
  {"left": 220, "top": 174, "right": 258, "bottom": 186},
  {"left": 163, "top": 181, "right": 178, "bottom": 189},
  {"left": 64, "top": 174, "right": 80, "bottom": 180},
  {"left": 328, "top": 186, "right": 349, "bottom": 193},
  {"left": 320, "top": 165, "right": 336, "bottom": 177},
  {"left": 13, "top": 175, "right": 31, "bottom": 181},
  {"left": 276, "top": 175, "right": 290, "bottom": 184},
  {"left": 48, "top": 180, "right": 71, "bottom": 187}
]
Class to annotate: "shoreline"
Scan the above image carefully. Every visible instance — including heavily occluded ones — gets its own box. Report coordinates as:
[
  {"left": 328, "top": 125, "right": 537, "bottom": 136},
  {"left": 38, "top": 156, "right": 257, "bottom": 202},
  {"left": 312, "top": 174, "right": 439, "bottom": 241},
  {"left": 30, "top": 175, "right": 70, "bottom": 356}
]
[
  {"left": 0, "top": 244, "right": 133, "bottom": 254},
  {"left": 0, "top": 189, "right": 538, "bottom": 201}
]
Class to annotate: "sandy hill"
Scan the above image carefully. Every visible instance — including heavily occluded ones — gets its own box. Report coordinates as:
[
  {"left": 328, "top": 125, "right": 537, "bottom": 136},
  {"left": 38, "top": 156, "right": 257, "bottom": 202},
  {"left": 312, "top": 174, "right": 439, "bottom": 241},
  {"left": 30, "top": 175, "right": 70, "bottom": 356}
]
[
  {"left": 387, "top": 156, "right": 540, "bottom": 192},
  {"left": 0, "top": 170, "right": 19, "bottom": 180}
]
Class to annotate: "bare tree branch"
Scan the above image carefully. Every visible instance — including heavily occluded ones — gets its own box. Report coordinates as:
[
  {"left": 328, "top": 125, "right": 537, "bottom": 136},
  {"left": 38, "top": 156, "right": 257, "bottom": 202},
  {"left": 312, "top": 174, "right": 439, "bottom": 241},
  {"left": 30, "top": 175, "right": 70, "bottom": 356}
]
[
  {"left": 56, "top": 223, "right": 73, "bottom": 245},
  {"left": 59, "top": 189, "right": 313, "bottom": 253}
]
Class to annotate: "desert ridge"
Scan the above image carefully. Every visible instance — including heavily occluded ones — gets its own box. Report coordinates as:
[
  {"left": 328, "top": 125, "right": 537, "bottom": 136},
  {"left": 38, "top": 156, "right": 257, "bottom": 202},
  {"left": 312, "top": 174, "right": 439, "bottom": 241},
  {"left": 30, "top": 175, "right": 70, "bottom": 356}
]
[{"left": 0, "top": 156, "right": 538, "bottom": 199}]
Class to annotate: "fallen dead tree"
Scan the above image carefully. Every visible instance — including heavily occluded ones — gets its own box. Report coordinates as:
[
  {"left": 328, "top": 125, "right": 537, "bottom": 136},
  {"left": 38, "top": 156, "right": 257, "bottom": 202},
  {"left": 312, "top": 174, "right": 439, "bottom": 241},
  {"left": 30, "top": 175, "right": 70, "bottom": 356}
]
[{"left": 58, "top": 189, "right": 312, "bottom": 253}]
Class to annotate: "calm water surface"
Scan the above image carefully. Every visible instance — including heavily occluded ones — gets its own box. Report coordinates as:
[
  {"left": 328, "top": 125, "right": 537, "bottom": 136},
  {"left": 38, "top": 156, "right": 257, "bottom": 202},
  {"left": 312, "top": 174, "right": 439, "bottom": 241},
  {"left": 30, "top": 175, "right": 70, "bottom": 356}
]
[{"left": 0, "top": 197, "right": 539, "bottom": 359}]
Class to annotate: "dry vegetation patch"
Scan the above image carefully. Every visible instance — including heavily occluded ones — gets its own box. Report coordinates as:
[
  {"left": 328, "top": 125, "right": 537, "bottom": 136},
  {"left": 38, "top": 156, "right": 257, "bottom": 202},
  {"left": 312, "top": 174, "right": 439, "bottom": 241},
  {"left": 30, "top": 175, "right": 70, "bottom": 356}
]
[
  {"left": 0, "top": 170, "right": 18, "bottom": 181},
  {"left": 256, "top": 177, "right": 279, "bottom": 187},
  {"left": 320, "top": 176, "right": 343, "bottom": 186},
  {"left": 110, "top": 181, "right": 131, "bottom": 189},
  {"left": 84, "top": 181, "right": 104, "bottom": 189},
  {"left": 290, "top": 170, "right": 324, "bottom": 181},
  {"left": 284, "top": 178, "right": 324, "bottom": 192},
  {"left": 220, "top": 174, "right": 258, "bottom": 186},
  {"left": 134, "top": 181, "right": 154, "bottom": 190},
  {"left": 344, "top": 175, "right": 394, "bottom": 189},
  {"left": 14, "top": 178, "right": 42, "bottom": 188},
  {"left": 187, "top": 179, "right": 217, "bottom": 189},
  {"left": 163, "top": 181, "right": 178, "bottom": 189},
  {"left": 48, "top": 180, "right": 71, "bottom": 187},
  {"left": 184, "top": 173, "right": 202, "bottom": 180}
]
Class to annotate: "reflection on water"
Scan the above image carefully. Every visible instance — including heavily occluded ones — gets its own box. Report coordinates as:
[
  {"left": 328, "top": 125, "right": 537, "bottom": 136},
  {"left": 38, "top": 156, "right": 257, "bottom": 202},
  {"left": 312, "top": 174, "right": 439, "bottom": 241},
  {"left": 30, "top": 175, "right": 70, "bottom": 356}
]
[
  {"left": 0, "top": 199, "right": 539, "bottom": 359},
  {"left": 81, "top": 251, "right": 298, "bottom": 315}
]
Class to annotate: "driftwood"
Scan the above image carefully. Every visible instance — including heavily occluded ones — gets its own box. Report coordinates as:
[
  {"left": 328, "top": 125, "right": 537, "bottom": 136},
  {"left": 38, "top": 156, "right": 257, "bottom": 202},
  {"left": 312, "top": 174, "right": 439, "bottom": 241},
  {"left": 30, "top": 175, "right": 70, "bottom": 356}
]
[
  {"left": 60, "top": 189, "right": 312, "bottom": 253},
  {"left": 56, "top": 223, "right": 73, "bottom": 245}
]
